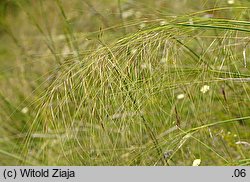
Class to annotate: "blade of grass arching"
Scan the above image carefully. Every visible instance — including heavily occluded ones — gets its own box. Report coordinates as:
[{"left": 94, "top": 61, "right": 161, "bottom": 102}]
[
  {"left": 210, "top": 70, "right": 250, "bottom": 78},
  {"left": 187, "top": 7, "right": 250, "bottom": 17},
  {"left": 182, "top": 17, "right": 250, "bottom": 28},
  {"left": 173, "top": 23, "right": 250, "bottom": 33},
  {"left": 188, "top": 116, "right": 250, "bottom": 133}
]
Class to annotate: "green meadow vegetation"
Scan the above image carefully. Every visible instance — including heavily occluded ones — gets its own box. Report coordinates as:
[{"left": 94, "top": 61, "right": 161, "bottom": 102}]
[{"left": 0, "top": 0, "right": 250, "bottom": 165}]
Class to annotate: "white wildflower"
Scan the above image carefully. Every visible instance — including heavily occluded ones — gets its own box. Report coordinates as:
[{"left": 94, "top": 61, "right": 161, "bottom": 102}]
[
  {"left": 200, "top": 85, "right": 210, "bottom": 94},
  {"left": 177, "top": 94, "right": 185, "bottom": 100},
  {"left": 227, "top": 0, "right": 235, "bottom": 4},
  {"left": 192, "top": 159, "right": 201, "bottom": 166},
  {"left": 21, "top": 107, "right": 29, "bottom": 114}
]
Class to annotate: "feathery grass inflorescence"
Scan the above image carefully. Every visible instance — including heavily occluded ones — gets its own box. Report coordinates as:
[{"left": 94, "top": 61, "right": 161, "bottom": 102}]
[{"left": 19, "top": 10, "right": 250, "bottom": 165}]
